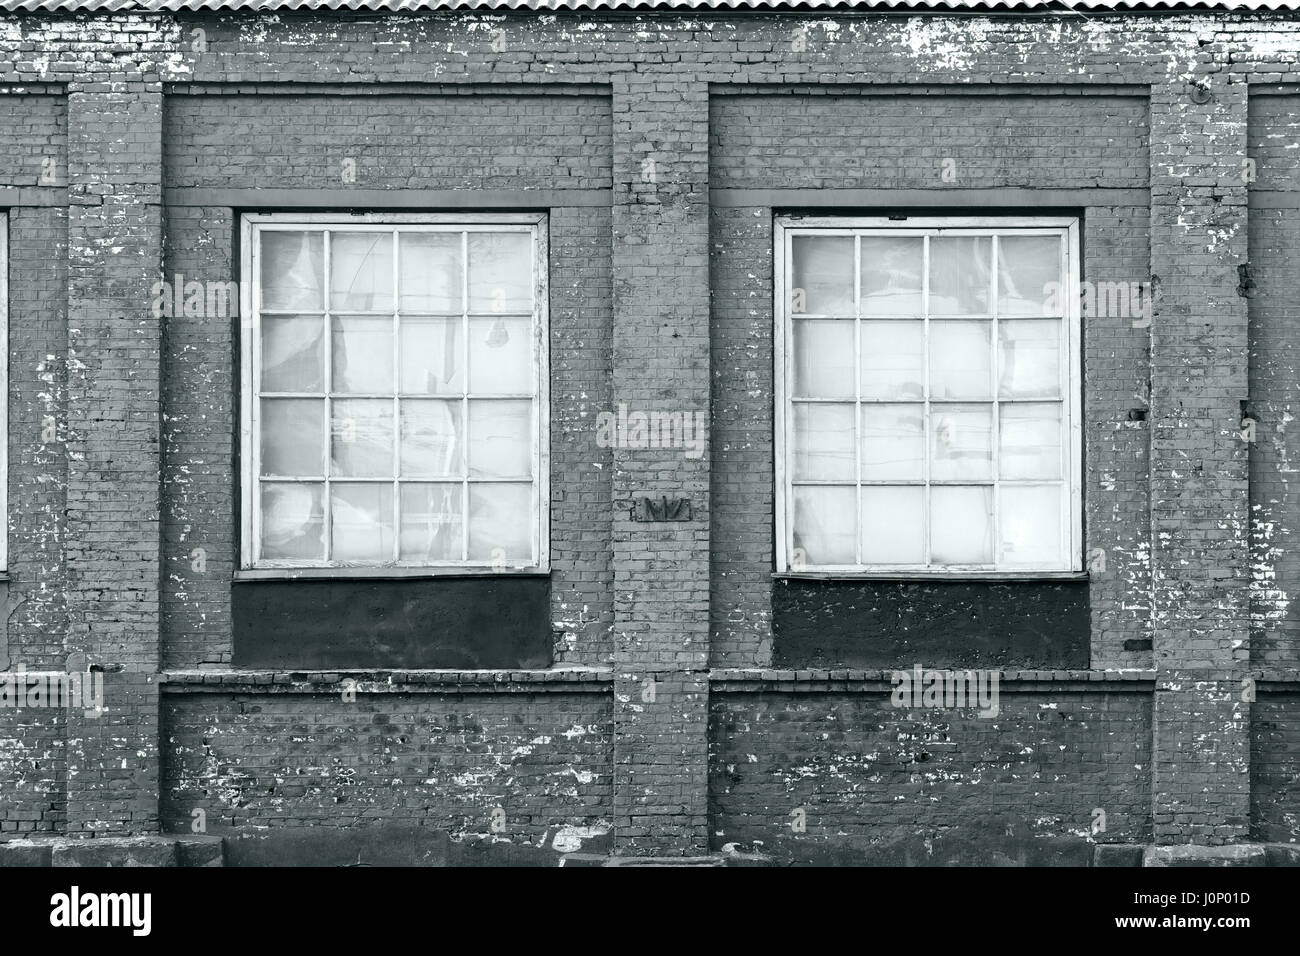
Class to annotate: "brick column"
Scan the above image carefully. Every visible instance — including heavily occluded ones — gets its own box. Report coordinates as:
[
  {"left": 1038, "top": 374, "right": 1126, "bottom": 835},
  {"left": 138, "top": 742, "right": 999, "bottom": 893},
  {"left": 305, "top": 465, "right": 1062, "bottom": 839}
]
[
  {"left": 609, "top": 74, "right": 711, "bottom": 856},
  {"left": 1148, "top": 73, "right": 1251, "bottom": 845},
  {"left": 64, "top": 81, "right": 165, "bottom": 835}
]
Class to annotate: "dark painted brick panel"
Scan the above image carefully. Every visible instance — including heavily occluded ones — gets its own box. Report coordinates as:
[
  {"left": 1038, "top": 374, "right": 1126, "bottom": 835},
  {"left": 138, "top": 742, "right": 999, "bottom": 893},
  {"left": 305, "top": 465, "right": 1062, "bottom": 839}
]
[{"left": 772, "top": 580, "right": 1090, "bottom": 669}]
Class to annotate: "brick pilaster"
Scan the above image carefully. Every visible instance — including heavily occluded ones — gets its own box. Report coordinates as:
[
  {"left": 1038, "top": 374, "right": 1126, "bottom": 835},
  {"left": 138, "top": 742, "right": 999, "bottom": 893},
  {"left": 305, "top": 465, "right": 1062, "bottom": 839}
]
[
  {"left": 64, "top": 78, "right": 165, "bottom": 835},
  {"left": 1148, "top": 67, "right": 1252, "bottom": 845}
]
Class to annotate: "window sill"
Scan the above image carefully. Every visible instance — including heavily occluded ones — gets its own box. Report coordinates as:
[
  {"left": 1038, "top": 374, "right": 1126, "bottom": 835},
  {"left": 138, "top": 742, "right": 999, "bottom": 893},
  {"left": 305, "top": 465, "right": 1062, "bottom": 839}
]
[
  {"left": 234, "top": 567, "right": 551, "bottom": 582},
  {"left": 774, "top": 570, "right": 1090, "bottom": 582}
]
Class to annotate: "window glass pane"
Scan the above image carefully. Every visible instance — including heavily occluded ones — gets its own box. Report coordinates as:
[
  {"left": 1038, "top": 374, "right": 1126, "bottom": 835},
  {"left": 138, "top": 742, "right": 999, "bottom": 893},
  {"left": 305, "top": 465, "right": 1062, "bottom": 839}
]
[
  {"left": 400, "top": 232, "right": 462, "bottom": 313},
  {"left": 998, "top": 235, "right": 1061, "bottom": 316},
  {"left": 1000, "top": 403, "right": 1062, "bottom": 480},
  {"left": 468, "top": 233, "right": 532, "bottom": 313},
  {"left": 861, "top": 237, "right": 923, "bottom": 316},
  {"left": 930, "top": 321, "right": 992, "bottom": 400},
  {"left": 793, "top": 319, "right": 855, "bottom": 399},
  {"left": 861, "top": 486, "right": 924, "bottom": 564},
  {"left": 330, "top": 232, "right": 394, "bottom": 312},
  {"left": 792, "top": 403, "right": 855, "bottom": 481},
  {"left": 793, "top": 485, "right": 855, "bottom": 565},
  {"left": 261, "top": 315, "right": 324, "bottom": 392},
  {"left": 468, "top": 483, "right": 532, "bottom": 560},
  {"left": 260, "top": 231, "right": 324, "bottom": 311},
  {"left": 400, "top": 483, "right": 463, "bottom": 561},
  {"left": 861, "top": 404, "right": 924, "bottom": 481},
  {"left": 999, "top": 484, "right": 1063, "bottom": 566},
  {"left": 931, "top": 404, "right": 993, "bottom": 481},
  {"left": 790, "top": 235, "right": 854, "bottom": 316},
  {"left": 468, "top": 400, "right": 532, "bottom": 479},
  {"left": 260, "top": 399, "right": 324, "bottom": 476},
  {"left": 998, "top": 319, "right": 1061, "bottom": 399},
  {"left": 861, "top": 320, "right": 923, "bottom": 400},
  {"left": 469, "top": 316, "right": 532, "bottom": 394},
  {"left": 400, "top": 400, "right": 462, "bottom": 478},
  {"left": 930, "top": 485, "right": 993, "bottom": 564},
  {"left": 260, "top": 482, "right": 324, "bottom": 560},
  {"left": 332, "top": 316, "right": 393, "bottom": 394},
  {"left": 929, "top": 236, "right": 991, "bottom": 314},
  {"left": 331, "top": 483, "right": 394, "bottom": 562},
  {"left": 401, "top": 316, "right": 462, "bottom": 394},
  {"left": 331, "top": 399, "right": 394, "bottom": 478}
]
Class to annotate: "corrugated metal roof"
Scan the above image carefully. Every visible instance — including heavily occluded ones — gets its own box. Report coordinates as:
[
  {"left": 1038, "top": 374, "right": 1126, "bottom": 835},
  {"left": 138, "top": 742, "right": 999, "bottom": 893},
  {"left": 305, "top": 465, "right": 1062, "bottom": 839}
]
[{"left": 0, "top": 0, "right": 1297, "bottom": 14}]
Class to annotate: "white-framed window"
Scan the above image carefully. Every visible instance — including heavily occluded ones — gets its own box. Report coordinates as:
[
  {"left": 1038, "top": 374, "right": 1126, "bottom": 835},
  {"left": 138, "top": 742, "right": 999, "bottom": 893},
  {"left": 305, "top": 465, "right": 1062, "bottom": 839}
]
[
  {"left": 774, "top": 216, "right": 1082, "bottom": 576},
  {"left": 240, "top": 213, "right": 548, "bottom": 573}
]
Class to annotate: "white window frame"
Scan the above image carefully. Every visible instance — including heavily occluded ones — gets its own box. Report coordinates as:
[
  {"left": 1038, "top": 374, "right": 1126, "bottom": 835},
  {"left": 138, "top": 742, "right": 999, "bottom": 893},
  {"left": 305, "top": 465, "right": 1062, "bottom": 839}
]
[
  {"left": 239, "top": 212, "right": 549, "bottom": 575},
  {"left": 774, "top": 215, "right": 1082, "bottom": 578}
]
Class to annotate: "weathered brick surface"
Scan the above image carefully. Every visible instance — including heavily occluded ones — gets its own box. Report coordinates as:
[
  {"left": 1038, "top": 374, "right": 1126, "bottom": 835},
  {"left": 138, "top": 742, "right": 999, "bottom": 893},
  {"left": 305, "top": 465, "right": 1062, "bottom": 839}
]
[
  {"left": 0, "top": 90, "right": 65, "bottom": 189},
  {"left": 0, "top": 10, "right": 1295, "bottom": 861},
  {"left": 710, "top": 687, "right": 1152, "bottom": 865},
  {"left": 1148, "top": 75, "right": 1252, "bottom": 844},
  {"left": 163, "top": 89, "right": 612, "bottom": 191},
  {"left": 0, "top": 709, "right": 64, "bottom": 835},
  {"left": 609, "top": 73, "right": 712, "bottom": 854},
  {"left": 1248, "top": 92, "right": 1300, "bottom": 666},
  {"left": 1250, "top": 689, "right": 1300, "bottom": 843},
  {"left": 160, "top": 689, "right": 613, "bottom": 851},
  {"left": 6, "top": 204, "right": 69, "bottom": 669},
  {"left": 159, "top": 86, "right": 615, "bottom": 669},
  {"left": 709, "top": 89, "right": 1149, "bottom": 189}
]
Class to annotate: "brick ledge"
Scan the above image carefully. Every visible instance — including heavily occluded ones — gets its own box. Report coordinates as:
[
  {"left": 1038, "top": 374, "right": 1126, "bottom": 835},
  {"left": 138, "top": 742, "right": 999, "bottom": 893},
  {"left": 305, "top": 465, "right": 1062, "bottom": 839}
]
[{"left": 160, "top": 666, "right": 613, "bottom": 693}]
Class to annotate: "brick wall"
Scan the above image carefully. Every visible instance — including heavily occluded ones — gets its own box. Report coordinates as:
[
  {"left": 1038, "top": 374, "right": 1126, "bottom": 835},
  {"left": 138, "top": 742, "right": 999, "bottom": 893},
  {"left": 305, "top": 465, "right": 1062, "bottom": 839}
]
[
  {"left": 0, "top": 709, "right": 64, "bottom": 836},
  {"left": 159, "top": 91, "right": 614, "bottom": 669},
  {"left": 1251, "top": 688, "right": 1300, "bottom": 842},
  {"left": 160, "top": 680, "right": 613, "bottom": 852},
  {"left": 708, "top": 89, "right": 1153, "bottom": 671},
  {"left": 710, "top": 681, "right": 1152, "bottom": 865},
  {"left": 0, "top": 9, "right": 1297, "bottom": 861},
  {"left": 1248, "top": 91, "right": 1300, "bottom": 666},
  {"left": 708, "top": 88, "right": 1149, "bottom": 189},
  {"left": 162, "top": 88, "right": 612, "bottom": 191}
]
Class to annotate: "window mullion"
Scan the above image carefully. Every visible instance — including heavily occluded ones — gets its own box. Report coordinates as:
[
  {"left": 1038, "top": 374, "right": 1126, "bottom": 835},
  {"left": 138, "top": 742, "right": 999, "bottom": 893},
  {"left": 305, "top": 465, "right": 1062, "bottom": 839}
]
[
  {"left": 461, "top": 230, "right": 470, "bottom": 564},
  {"left": 854, "top": 234, "right": 862, "bottom": 568},
  {"left": 991, "top": 234, "right": 1001, "bottom": 570},
  {"left": 392, "top": 227, "right": 401, "bottom": 565},
  {"left": 323, "top": 228, "right": 333, "bottom": 565},
  {"left": 922, "top": 234, "right": 931, "bottom": 568},
  {"left": 1062, "top": 229, "right": 1074, "bottom": 567}
]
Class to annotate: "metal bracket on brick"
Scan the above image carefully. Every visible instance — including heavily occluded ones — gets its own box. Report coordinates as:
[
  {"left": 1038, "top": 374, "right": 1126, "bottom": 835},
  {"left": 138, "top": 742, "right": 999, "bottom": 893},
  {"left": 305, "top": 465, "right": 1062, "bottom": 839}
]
[{"left": 633, "top": 496, "right": 692, "bottom": 522}]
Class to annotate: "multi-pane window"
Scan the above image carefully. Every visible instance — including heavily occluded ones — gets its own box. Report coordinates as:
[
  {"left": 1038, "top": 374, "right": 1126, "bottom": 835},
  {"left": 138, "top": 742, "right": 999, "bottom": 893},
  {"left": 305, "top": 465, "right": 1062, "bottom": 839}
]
[
  {"left": 775, "top": 217, "right": 1081, "bottom": 574},
  {"left": 240, "top": 214, "right": 548, "bottom": 571}
]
